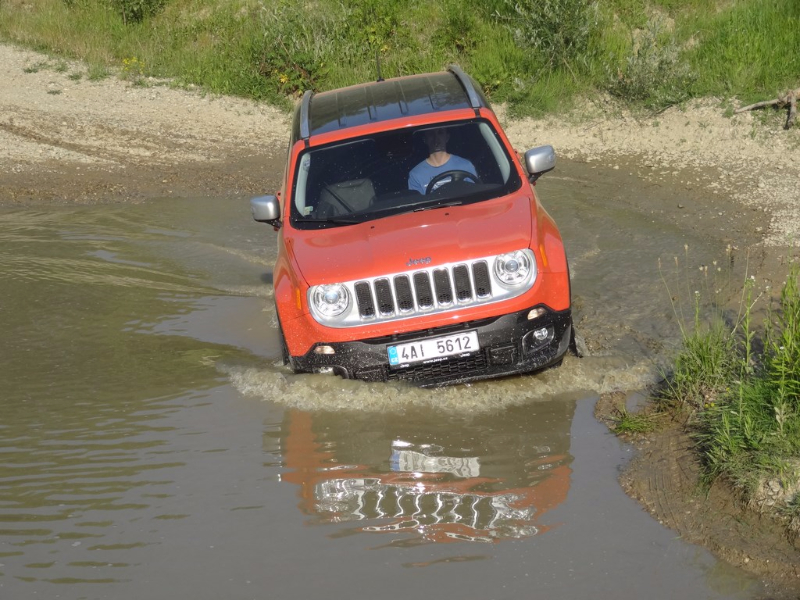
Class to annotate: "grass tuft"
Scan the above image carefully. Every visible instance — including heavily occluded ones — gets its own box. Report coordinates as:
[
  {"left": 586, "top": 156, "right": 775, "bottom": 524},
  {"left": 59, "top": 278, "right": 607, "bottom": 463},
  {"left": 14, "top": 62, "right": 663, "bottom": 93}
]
[{"left": 614, "top": 408, "right": 659, "bottom": 435}]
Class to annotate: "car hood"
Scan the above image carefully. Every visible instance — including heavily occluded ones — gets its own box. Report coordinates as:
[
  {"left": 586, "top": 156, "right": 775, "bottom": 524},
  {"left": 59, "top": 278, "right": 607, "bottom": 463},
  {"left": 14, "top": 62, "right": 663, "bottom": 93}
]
[{"left": 290, "top": 193, "right": 534, "bottom": 285}]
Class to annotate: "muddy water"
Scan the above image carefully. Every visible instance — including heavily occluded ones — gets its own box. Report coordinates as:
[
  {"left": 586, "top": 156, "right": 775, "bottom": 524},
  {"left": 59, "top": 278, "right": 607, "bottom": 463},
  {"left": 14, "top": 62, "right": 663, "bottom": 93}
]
[{"left": 0, "top": 162, "right": 764, "bottom": 599}]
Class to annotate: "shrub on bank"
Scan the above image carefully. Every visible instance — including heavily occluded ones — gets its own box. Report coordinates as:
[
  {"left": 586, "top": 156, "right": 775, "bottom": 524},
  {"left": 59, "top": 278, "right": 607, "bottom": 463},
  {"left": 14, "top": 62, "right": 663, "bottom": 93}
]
[{"left": 663, "top": 266, "right": 800, "bottom": 518}]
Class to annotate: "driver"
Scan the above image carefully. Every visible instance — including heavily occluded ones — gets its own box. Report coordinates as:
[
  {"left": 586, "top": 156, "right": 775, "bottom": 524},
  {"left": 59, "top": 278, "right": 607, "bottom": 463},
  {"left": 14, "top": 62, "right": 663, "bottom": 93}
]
[{"left": 408, "top": 128, "right": 477, "bottom": 194}]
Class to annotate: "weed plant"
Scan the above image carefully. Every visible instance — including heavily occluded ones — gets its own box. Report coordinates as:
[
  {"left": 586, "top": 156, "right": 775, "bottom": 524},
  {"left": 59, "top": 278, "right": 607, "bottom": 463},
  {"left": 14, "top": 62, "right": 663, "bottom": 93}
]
[
  {"left": 698, "top": 269, "right": 800, "bottom": 497},
  {"left": 614, "top": 407, "right": 658, "bottom": 435},
  {"left": 0, "top": 0, "right": 797, "bottom": 116},
  {"left": 605, "top": 17, "right": 696, "bottom": 111},
  {"left": 662, "top": 253, "right": 800, "bottom": 514}
]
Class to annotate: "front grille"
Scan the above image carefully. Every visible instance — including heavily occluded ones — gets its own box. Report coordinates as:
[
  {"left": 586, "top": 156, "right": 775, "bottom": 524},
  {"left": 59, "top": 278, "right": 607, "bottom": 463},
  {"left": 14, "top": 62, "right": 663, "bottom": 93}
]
[
  {"left": 433, "top": 269, "right": 453, "bottom": 305},
  {"left": 453, "top": 265, "right": 472, "bottom": 301},
  {"left": 413, "top": 272, "right": 434, "bottom": 309},
  {"left": 473, "top": 261, "right": 491, "bottom": 298},
  {"left": 394, "top": 276, "right": 413, "bottom": 312},
  {"left": 374, "top": 278, "right": 394, "bottom": 315},
  {"left": 309, "top": 250, "right": 537, "bottom": 328},
  {"left": 356, "top": 260, "right": 491, "bottom": 320},
  {"left": 354, "top": 282, "right": 375, "bottom": 317},
  {"left": 387, "top": 352, "right": 489, "bottom": 383}
]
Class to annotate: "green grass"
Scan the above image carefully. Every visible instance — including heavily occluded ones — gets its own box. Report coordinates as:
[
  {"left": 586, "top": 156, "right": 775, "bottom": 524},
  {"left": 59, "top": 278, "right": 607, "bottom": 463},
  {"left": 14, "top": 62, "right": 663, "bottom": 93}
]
[
  {"left": 683, "top": 0, "right": 800, "bottom": 103},
  {"left": 0, "top": 0, "right": 797, "bottom": 116},
  {"left": 663, "top": 318, "right": 738, "bottom": 409},
  {"left": 659, "top": 260, "right": 800, "bottom": 517},
  {"left": 614, "top": 408, "right": 659, "bottom": 435}
]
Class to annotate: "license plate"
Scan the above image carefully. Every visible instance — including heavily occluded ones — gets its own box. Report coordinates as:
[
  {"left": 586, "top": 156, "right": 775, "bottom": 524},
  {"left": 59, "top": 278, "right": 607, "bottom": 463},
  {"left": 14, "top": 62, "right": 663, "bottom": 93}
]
[{"left": 388, "top": 331, "right": 479, "bottom": 367}]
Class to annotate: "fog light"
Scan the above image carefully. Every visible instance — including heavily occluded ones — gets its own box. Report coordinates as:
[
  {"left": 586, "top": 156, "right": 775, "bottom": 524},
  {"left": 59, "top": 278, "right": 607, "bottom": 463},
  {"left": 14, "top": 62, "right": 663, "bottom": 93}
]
[
  {"left": 533, "top": 327, "right": 549, "bottom": 341},
  {"left": 314, "top": 366, "right": 335, "bottom": 375},
  {"left": 522, "top": 327, "right": 554, "bottom": 356},
  {"left": 314, "top": 345, "right": 336, "bottom": 355},
  {"left": 527, "top": 307, "right": 547, "bottom": 320}
]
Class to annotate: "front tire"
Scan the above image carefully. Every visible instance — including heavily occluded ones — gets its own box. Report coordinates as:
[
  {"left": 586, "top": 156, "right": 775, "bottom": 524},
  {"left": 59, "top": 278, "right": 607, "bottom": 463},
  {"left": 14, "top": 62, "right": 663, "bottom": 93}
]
[{"left": 277, "top": 320, "right": 289, "bottom": 366}]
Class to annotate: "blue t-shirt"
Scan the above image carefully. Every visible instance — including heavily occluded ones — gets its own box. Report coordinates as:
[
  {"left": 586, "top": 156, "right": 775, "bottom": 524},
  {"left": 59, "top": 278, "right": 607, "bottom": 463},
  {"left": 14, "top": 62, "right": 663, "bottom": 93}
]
[{"left": 408, "top": 155, "right": 477, "bottom": 195}]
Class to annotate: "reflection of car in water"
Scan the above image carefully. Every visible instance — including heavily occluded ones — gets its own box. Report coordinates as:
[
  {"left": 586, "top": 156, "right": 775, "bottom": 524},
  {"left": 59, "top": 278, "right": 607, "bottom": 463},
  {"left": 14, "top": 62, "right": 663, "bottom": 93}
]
[{"left": 273, "top": 401, "right": 575, "bottom": 543}]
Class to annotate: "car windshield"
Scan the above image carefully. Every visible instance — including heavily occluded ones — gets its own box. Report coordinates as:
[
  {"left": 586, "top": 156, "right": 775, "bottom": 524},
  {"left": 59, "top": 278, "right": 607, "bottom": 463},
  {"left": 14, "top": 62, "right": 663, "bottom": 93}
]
[{"left": 290, "top": 119, "right": 522, "bottom": 229}]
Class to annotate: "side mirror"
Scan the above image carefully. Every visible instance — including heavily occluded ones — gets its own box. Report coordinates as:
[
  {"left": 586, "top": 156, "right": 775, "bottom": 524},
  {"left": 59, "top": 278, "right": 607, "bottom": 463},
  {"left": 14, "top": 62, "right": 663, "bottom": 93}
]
[
  {"left": 524, "top": 145, "right": 556, "bottom": 183},
  {"left": 250, "top": 195, "right": 282, "bottom": 229}
]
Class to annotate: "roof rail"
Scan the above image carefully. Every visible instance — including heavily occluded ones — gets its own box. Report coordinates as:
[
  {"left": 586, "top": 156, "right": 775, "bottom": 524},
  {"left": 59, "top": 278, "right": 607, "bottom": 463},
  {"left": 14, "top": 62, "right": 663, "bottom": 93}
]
[
  {"left": 447, "top": 64, "right": 483, "bottom": 110},
  {"left": 299, "top": 90, "right": 313, "bottom": 140}
]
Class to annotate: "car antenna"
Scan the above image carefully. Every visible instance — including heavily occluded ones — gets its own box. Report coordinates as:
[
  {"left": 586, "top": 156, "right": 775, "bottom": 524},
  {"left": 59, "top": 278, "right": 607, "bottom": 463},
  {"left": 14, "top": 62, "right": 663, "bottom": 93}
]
[{"left": 375, "top": 51, "right": 384, "bottom": 82}]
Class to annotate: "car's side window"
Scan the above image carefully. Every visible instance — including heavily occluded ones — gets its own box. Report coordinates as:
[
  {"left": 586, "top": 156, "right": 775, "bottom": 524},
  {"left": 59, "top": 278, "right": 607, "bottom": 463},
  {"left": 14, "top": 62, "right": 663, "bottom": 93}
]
[{"left": 293, "top": 154, "right": 312, "bottom": 215}]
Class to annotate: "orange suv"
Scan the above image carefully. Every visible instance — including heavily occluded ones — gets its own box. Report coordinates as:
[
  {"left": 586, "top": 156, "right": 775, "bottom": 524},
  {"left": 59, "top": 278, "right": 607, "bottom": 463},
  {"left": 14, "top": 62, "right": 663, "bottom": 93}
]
[{"left": 251, "top": 66, "right": 572, "bottom": 387}]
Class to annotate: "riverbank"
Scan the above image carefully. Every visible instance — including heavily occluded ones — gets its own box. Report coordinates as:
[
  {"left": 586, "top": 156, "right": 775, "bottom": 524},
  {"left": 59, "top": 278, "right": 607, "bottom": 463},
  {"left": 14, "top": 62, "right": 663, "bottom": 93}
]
[
  {"left": 3, "top": 42, "right": 799, "bottom": 229},
  {"left": 0, "top": 43, "right": 289, "bottom": 204},
  {"left": 2, "top": 41, "right": 799, "bottom": 595}
]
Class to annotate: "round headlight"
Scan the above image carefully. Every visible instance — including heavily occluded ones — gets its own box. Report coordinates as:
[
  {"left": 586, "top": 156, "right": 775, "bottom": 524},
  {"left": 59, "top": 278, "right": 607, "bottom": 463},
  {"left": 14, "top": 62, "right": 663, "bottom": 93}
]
[
  {"left": 311, "top": 284, "right": 350, "bottom": 318},
  {"left": 494, "top": 250, "right": 534, "bottom": 286}
]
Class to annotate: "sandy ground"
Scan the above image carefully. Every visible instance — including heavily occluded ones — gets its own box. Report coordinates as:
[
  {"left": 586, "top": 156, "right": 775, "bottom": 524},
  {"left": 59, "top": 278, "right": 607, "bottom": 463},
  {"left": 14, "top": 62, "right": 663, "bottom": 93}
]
[
  {"left": 0, "top": 44, "right": 290, "bottom": 203},
  {"left": 501, "top": 97, "right": 800, "bottom": 248},
  {"left": 2, "top": 42, "right": 800, "bottom": 594}
]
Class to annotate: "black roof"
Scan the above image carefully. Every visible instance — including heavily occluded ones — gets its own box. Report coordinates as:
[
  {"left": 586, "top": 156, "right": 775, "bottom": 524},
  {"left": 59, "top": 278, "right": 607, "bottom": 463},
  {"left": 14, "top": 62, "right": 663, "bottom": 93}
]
[{"left": 292, "top": 66, "right": 489, "bottom": 142}]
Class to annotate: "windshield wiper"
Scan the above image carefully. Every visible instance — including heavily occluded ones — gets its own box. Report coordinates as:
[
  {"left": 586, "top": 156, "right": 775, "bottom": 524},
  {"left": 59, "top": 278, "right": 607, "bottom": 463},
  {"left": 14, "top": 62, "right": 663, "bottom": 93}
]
[
  {"left": 411, "top": 200, "right": 464, "bottom": 212},
  {"left": 294, "top": 216, "right": 362, "bottom": 225}
]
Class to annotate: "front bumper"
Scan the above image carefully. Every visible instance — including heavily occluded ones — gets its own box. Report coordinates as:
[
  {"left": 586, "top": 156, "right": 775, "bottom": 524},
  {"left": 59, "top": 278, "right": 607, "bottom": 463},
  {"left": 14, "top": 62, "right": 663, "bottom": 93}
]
[{"left": 289, "top": 306, "right": 572, "bottom": 387}]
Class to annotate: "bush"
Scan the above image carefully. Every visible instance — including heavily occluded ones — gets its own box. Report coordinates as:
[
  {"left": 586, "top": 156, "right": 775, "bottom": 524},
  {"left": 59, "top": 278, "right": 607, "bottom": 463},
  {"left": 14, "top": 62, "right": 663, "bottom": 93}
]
[
  {"left": 764, "top": 271, "right": 800, "bottom": 406},
  {"left": 63, "top": 0, "right": 166, "bottom": 25},
  {"left": 253, "top": 0, "right": 339, "bottom": 95},
  {"left": 682, "top": 267, "right": 800, "bottom": 505},
  {"left": 110, "top": 0, "right": 165, "bottom": 24},
  {"left": 605, "top": 18, "right": 695, "bottom": 110},
  {"left": 497, "top": 0, "right": 599, "bottom": 71},
  {"left": 665, "top": 318, "right": 738, "bottom": 409}
]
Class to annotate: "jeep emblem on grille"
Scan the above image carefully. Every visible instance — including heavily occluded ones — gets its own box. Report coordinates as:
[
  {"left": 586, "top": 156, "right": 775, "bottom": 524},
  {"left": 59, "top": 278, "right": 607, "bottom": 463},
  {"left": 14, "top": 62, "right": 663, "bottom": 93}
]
[{"left": 406, "top": 257, "right": 432, "bottom": 267}]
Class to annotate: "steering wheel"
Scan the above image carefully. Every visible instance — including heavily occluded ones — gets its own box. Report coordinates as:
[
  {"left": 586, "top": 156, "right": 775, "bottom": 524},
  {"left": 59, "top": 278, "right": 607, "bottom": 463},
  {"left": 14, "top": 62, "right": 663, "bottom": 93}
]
[{"left": 425, "top": 170, "right": 482, "bottom": 194}]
